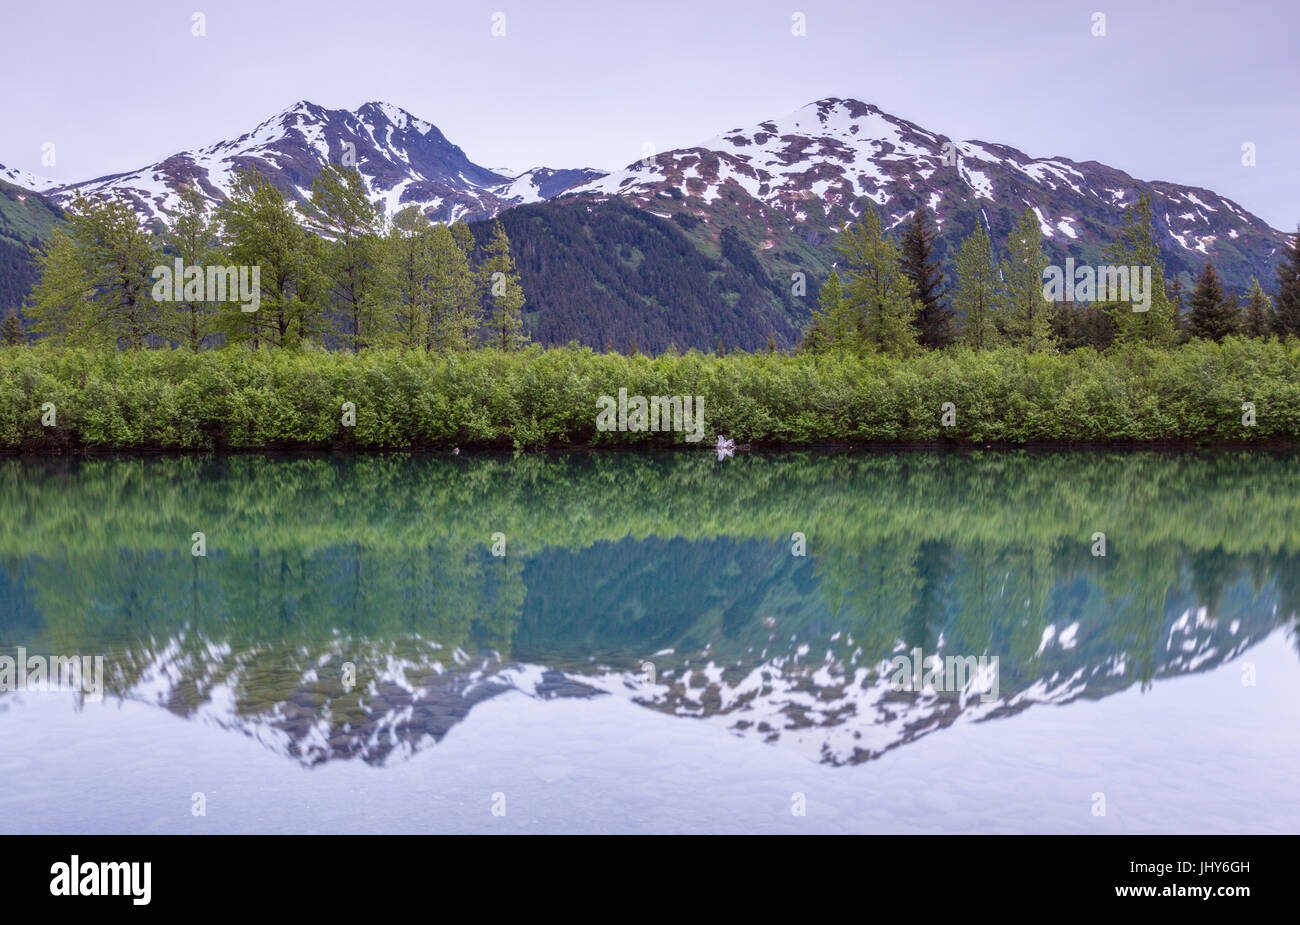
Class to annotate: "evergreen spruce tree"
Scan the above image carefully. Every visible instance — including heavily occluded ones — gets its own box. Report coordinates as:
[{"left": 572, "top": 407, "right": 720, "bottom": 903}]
[
  {"left": 1048, "top": 299, "right": 1077, "bottom": 349},
  {"left": 428, "top": 224, "right": 478, "bottom": 351},
  {"left": 1, "top": 310, "right": 23, "bottom": 346},
  {"left": 1105, "top": 193, "right": 1176, "bottom": 345},
  {"left": 806, "top": 269, "right": 852, "bottom": 349},
  {"left": 450, "top": 222, "right": 476, "bottom": 258},
  {"left": 1082, "top": 302, "right": 1117, "bottom": 350},
  {"left": 1186, "top": 262, "right": 1239, "bottom": 341},
  {"left": 998, "top": 208, "right": 1054, "bottom": 351},
  {"left": 833, "top": 206, "right": 919, "bottom": 355},
  {"left": 1241, "top": 277, "right": 1275, "bottom": 338},
  {"left": 1274, "top": 224, "right": 1300, "bottom": 338},
  {"left": 477, "top": 220, "right": 527, "bottom": 350},
  {"left": 952, "top": 223, "right": 1002, "bottom": 349},
  {"left": 898, "top": 205, "right": 955, "bottom": 348}
]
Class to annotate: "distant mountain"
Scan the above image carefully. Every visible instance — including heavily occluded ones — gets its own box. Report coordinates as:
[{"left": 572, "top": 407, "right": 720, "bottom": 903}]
[
  {"left": 22, "top": 101, "right": 605, "bottom": 226},
  {"left": 479, "top": 196, "right": 808, "bottom": 352},
  {"left": 565, "top": 97, "right": 1289, "bottom": 291},
  {"left": 0, "top": 179, "right": 61, "bottom": 313},
  {"left": 486, "top": 97, "right": 1291, "bottom": 350},
  {"left": 1, "top": 97, "right": 1291, "bottom": 347},
  {"left": 0, "top": 164, "right": 58, "bottom": 193}
]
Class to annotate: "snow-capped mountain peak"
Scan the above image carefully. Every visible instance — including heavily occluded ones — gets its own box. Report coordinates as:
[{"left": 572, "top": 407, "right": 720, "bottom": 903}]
[
  {"left": 563, "top": 96, "right": 1285, "bottom": 287},
  {"left": 0, "top": 163, "right": 59, "bottom": 194},
  {"left": 2, "top": 95, "right": 1284, "bottom": 291},
  {"left": 27, "top": 100, "right": 605, "bottom": 226}
]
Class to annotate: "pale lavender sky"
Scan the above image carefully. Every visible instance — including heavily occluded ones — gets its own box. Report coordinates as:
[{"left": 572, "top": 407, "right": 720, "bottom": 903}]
[{"left": 3, "top": 0, "right": 1297, "bottom": 228}]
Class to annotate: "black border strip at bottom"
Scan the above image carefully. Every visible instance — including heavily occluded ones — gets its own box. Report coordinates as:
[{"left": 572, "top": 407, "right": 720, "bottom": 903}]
[{"left": 0, "top": 834, "right": 1282, "bottom": 910}]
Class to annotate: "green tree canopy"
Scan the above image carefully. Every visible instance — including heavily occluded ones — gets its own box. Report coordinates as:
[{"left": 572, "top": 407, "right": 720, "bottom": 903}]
[{"left": 830, "top": 206, "right": 919, "bottom": 355}]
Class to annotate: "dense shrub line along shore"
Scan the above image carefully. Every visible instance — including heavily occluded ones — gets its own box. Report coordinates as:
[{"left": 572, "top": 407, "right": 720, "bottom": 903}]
[{"left": 2, "top": 340, "right": 1299, "bottom": 452}]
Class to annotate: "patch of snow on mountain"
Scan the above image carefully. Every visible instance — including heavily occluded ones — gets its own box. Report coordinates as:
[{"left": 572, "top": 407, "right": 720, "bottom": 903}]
[
  {"left": 0, "top": 164, "right": 59, "bottom": 192},
  {"left": 1029, "top": 205, "right": 1054, "bottom": 237},
  {"left": 960, "top": 165, "right": 994, "bottom": 201},
  {"left": 491, "top": 170, "right": 548, "bottom": 205},
  {"left": 959, "top": 142, "right": 1005, "bottom": 165}
]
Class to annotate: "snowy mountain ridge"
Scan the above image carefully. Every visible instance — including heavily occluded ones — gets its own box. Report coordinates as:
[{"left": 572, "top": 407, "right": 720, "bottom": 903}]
[
  {"left": 3, "top": 100, "right": 604, "bottom": 226},
  {"left": 0, "top": 96, "right": 1287, "bottom": 295}
]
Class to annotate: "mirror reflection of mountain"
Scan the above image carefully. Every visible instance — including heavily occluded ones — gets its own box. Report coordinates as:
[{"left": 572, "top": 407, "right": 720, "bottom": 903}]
[{"left": 1, "top": 450, "right": 1297, "bottom": 767}]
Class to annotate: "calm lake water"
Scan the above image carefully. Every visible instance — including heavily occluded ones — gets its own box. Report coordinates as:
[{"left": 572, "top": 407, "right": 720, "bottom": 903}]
[{"left": 2, "top": 449, "right": 1298, "bottom": 833}]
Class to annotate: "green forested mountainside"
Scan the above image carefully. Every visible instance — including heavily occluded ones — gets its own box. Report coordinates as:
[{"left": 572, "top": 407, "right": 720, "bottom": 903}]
[
  {"left": 0, "top": 180, "right": 61, "bottom": 313},
  {"left": 480, "top": 197, "right": 812, "bottom": 352}
]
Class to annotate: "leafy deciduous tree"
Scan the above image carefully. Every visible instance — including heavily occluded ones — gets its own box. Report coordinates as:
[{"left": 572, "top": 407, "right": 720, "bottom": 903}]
[{"left": 832, "top": 207, "right": 919, "bottom": 355}]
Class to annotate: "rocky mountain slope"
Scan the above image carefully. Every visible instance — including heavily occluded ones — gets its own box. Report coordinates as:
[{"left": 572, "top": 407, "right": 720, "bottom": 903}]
[
  {"left": 7, "top": 100, "right": 603, "bottom": 227},
  {"left": 0, "top": 178, "right": 61, "bottom": 313},
  {"left": 563, "top": 97, "right": 1288, "bottom": 294}
]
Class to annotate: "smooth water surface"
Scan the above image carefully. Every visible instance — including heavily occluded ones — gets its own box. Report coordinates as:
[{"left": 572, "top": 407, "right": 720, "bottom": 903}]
[{"left": 2, "top": 450, "right": 1298, "bottom": 833}]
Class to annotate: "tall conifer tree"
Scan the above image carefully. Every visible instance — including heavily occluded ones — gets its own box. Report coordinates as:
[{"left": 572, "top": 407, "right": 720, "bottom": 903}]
[
  {"left": 1, "top": 311, "right": 23, "bottom": 346},
  {"left": 304, "top": 164, "right": 384, "bottom": 351},
  {"left": 429, "top": 224, "right": 478, "bottom": 350},
  {"left": 1241, "top": 277, "right": 1275, "bottom": 337},
  {"left": 899, "top": 206, "right": 955, "bottom": 348},
  {"left": 1274, "top": 224, "right": 1300, "bottom": 337},
  {"left": 1103, "top": 193, "right": 1175, "bottom": 345},
  {"left": 998, "top": 208, "right": 1054, "bottom": 351},
  {"left": 478, "top": 220, "right": 528, "bottom": 350},
  {"left": 1187, "top": 262, "right": 1238, "bottom": 341},
  {"left": 160, "top": 186, "right": 221, "bottom": 350},
  {"left": 952, "top": 224, "right": 1002, "bottom": 349},
  {"left": 833, "top": 206, "right": 919, "bottom": 355}
]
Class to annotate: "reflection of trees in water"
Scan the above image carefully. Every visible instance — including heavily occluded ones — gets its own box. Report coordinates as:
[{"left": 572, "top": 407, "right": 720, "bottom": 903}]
[
  {"left": 5, "top": 542, "right": 527, "bottom": 764},
  {"left": 1, "top": 449, "right": 1299, "bottom": 765}
]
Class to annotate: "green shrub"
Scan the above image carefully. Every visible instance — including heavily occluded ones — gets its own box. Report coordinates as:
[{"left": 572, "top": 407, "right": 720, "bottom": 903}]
[{"left": 1, "top": 339, "right": 1298, "bottom": 451}]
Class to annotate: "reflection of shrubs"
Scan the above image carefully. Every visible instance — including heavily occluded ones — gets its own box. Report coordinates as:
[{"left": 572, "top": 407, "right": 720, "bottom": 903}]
[{"left": 1, "top": 338, "right": 1299, "bottom": 451}]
